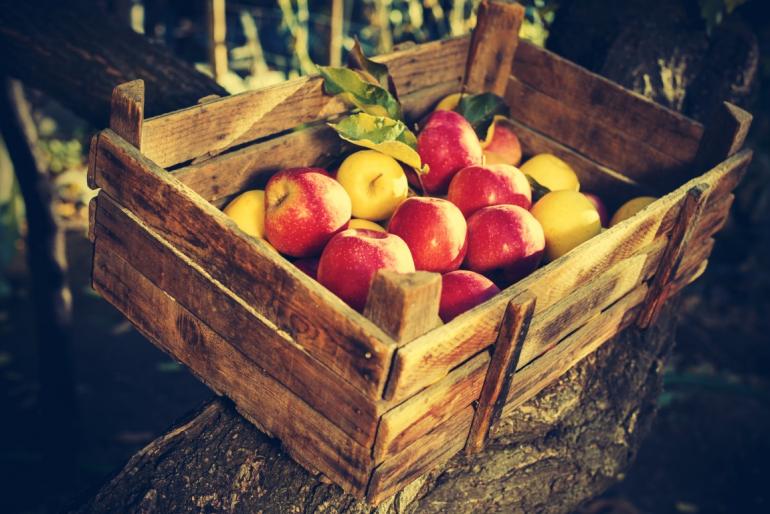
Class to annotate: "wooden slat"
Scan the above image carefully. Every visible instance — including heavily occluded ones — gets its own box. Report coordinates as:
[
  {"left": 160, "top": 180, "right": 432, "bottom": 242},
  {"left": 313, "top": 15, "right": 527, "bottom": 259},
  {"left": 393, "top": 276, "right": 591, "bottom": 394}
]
[
  {"left": 497, "top": 285, "right": 649, "bottom": 423},
  {"left": 691, "top": 193, "right": 733, "bottom": 243},
  {"left": 367, "top": 406, "right": 474, "bottom": 504},
  {"left": 94, "top": 194, "right": 381, "bottom": 446},
  {"left": 364, "top": 271, "right": 442, "bottom": 345},
  {"left": 173, "top": 80, "right": 461, "bottom": 205},
  {"left": 91, "top": 129, "right": 395, "bottom": 398},
  {"left": 693, "top": 101, "right": 753, "bottom": 173},
  {"left": 508, "top": 117, "right": 645, "bottom": 204},
  {"left": 505, "top": 75, "right": 688, "bottom": 188},
  {"left": 141, "top": 37, "right": 470, "bottom": 168},
  {"left": 466, "top": 293, "right": 534, "bottom": 454},
  {"left": 92, "top": 247, "right": 373, "bottom": 495},
  {"left": 675, "top": 237, "right": 714, "bottom": 282},
  {"left": 109, "top": 79, "right": 145, "bottom": 149},
  {"left": 638, "top": 184, "right": 710, "bottom": 328},
  {"left": 464, "top": 1, "right": 524, "bottom": 96},
  {"left": 374, "top": 352, "right": 489, "bottom": 463},
  {"left": 383, "top": 149, "right": 753, "bottom": 402},
  {"left": 512, "top": 42, "right": 704, "bottom": 166}
]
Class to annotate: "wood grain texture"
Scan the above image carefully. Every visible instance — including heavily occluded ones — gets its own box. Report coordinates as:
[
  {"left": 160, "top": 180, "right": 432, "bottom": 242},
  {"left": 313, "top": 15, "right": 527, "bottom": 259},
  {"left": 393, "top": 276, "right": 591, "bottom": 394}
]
[
  {"left": 638, "top": 184, "right": 710, "bottom": 328},
  {"left": 141, "top": 37, "right": 470, "bottom": 168},
  {"left": 91, "top": 129, "right": 395, "bottom": 398},
  {"left": 464, "top": 1, "right": 525, "bottom": 96},
  {"left": 466, "top": 294, "right": 535, "bottom": 454},
  {"left": 383, "top": 149, "right": 753, "bottom": 403},
  {"left": 512, "top": 41, "right": 704, "bottom": 166},
  {"left": 109, "top": 80, "right": 144, "bottom": 149},
  {"left": 94, "top": 194, "right": 381, "bottom": 446},
  {"left": 364, "top": 270, "right": 442, "bottom": 345},
  {"left": 91, "top": 246, "right": 373, "bottom": 496},
  {"left": 374, "top": 352, "right": 490, "bottom": 464},
  {"left": 367, "top": 406, "right": 474, "bottom": 504}
]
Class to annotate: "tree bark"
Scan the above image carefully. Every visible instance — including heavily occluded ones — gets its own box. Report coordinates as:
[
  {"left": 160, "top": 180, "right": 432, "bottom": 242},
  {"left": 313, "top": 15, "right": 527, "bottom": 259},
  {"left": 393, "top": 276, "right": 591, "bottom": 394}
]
[
  {"left": 0, "top": 0, "right": 227, "bottom": 127},
  {"left": 73, "top": 303, "right": 681, "bottom": 514}
]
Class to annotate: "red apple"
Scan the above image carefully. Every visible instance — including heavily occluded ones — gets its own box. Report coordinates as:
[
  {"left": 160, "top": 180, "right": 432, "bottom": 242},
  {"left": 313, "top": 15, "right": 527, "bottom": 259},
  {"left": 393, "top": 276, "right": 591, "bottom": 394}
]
[
  {"left": 318, "top": 229, "right": 415, "bottom": 311},
  {"left": 447, "top": 163, "right": 532, "bottom": 217},
  {"left": 417, "top": 110, "right": 483, "bottom": 194},
  {"left": 265, "top": 167, "right": 351, "bottom": 257},
  {"left": 388, "top": 197, "right": 467, "bottom": 273},
  {"left": 583, "top": 192, "right": 609, "bottom": 228},
  {"left": 293, "top": 258, "right": 319, "bottom": 279},
  {"left": 465, "top": 205, "right": 545, "bottom": 281},
  {"left": 439, "top": 270, "right": 501, "bottom": 322},
  {"left": 482, "top": 119, "right": 522, "bottom": 166}
]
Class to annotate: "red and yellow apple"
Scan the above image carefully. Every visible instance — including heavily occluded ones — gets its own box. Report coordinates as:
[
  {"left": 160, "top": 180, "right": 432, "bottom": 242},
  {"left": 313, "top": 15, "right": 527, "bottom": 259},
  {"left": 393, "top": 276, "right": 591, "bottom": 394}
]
[
  {"left": 482, "top": 118, "right": 522, "bottom": 166},
  {"left": 336, "top": 150, "right": 409, "bottom": 221},
  {"left": 417, "top": 110, "right": 483, "bottom": 194},
  {"left": 264, "top": 167, "right": 351, "bottom": 257},
  {"left": 447, "top": 163, "right": 531, "bottom": 217},
  {"left": 388, "top": 197, "right": 468, "bottom": 273},
  {"left": 439, "top": 270, "right": 500, "bottom": 322},
  {"left": 317, "top": 229, "right": 415, "bottom": 311},
  {"left": 465, "top": 204, "right": 545, "bottom": 281}
]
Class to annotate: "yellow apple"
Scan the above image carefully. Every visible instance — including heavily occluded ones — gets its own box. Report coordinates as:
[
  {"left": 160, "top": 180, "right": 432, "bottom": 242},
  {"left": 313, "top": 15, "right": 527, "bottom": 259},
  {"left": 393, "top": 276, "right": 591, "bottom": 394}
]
[
  {"left": 223, "top": 189, "right": 265, "bottom": 238},
  {"left": 336, "top": 150, "right": 409, "bottom": 221},
  {"left": 609, "top": 196, "right": 657, "bottom": 227},
  {"left": 435, "top": 92, "right": 462, "bottom": 111},
  {"left": 520, "top": 154, "right": 580, "bottom": 192},
  {"left": 348, "top": 218, "right": 385, "bottom": 232},
  {"left": 530, "top": 190, "right": 601, "bottom": 261}
]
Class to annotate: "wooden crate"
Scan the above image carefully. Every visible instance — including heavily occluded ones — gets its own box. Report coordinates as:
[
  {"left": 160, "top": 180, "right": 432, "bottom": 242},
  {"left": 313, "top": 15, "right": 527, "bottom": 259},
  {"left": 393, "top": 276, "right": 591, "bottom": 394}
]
[{"left": 86, "top": 1, "right": 752, "bottom": 504}]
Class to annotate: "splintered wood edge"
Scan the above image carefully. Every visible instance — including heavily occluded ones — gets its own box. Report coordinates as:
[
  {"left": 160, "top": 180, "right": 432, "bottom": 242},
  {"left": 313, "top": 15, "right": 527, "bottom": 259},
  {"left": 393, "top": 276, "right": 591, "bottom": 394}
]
[
  {"left": 364, "top": 270, "right": 442, "bottom": 345},
  {"left": 110, "top": 79, "right": 145, "bottom": 149},
  {"left": 465, "top": 292, "right": 535, "bottom": 454},
  {"left": 464, "top": 0, "right": 525, "bottom": 96}
]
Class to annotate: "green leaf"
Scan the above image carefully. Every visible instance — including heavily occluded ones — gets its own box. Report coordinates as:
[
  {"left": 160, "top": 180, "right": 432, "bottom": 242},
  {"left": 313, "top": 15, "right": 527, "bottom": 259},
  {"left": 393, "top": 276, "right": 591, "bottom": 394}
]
[
  {"left": 525, "top": 174, "right": 551, "bottom": 203},
  {"left": 328, "top": 113, "right": 427, "bottom": 173},
  {"left": 348, "top": 38, "right": 398, "bottom": 99},
  {"left": 318, "top": 66, "right": 403, "bottom": 120},
  {"left": 455, "top": 93, "right": 511, "bottom": 139}
]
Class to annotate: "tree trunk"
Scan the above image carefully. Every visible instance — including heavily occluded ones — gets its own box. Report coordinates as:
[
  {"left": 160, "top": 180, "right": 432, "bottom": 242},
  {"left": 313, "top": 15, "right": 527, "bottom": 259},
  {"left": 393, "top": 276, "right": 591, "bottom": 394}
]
[{"left": 0, "top": 0, "right": 227, "bottom": 127}]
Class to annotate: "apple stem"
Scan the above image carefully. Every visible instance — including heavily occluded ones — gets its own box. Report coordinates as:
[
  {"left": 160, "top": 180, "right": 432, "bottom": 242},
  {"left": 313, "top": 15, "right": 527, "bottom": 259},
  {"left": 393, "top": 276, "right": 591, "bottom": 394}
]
[{"left": 415, "top": 170, "right": 429, "bottom": 197}]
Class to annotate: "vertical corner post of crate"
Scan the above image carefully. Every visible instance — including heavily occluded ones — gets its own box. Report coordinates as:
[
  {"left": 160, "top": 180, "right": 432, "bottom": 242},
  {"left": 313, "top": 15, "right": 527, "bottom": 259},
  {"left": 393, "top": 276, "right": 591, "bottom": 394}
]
[
  {"left": 363, "top": 270, "right": 443, "bottom": 345},
  {"left": 465, "top": 292, "right": 535, "bottom": 454},
  {"left": 463, "top": 0, "right": 525, "bottom": 96},
  {"left": 637, "top": 101, "right": 753, "bottom": 329}
]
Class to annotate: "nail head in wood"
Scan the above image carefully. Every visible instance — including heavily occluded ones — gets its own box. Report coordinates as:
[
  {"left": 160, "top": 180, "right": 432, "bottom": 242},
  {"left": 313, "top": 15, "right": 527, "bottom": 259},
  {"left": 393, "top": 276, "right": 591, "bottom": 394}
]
[
  {"left": 464, "top": 1, "right": 525, "bottom": 96},
  {"left": 110, "top": 79, "right": 145, "bottom": 149},
  {"left": 465, "top": 292, "right": 535, "bottom": 454},
  {"left": 363, "top": 270, "right": 442, "bottom": 345}
]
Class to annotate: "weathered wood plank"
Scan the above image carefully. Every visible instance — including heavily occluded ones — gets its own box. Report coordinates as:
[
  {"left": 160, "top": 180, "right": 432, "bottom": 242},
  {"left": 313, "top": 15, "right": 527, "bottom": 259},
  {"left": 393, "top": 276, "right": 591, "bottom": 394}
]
[
  {"left": 141, "top": 37, "right": 470, "bottom": 168},
  {"left": 92, "top": 246, "right": 373, "bottom": 495},
  {"left": 384, "top": 149, "right": 752, "bottom": 402},
  {"left": 464, "top": 1, "right": 524, "bottom": 96},
  {"left": 638, "top": 184, "right": 710, "bottom": 328},
  {"left": 505, "top": 75, "right": 688, "bottom": 188},
  {"left": 693, "top": 101, "right": 753, "bottom": 173},
  {"left": 94, "top": 194, "right": 381, "bottom": 446},
  {"left": 374, "top": 352, "right": 489, "bottom": 464},
  {"left": 367, "top": 406, "right": 474, "bottom": 504},
  {"left": 109, "top": 79, "right": 144, "bottom": 149},
  {"left": 364, "top": 271, "right": 442, "bottom": 345},
  {"left": 92, "top": 129, "right": 395, "bottom": 398},
  {"left": 512, "top": 42, "right": 704, "bottom": 166},
  {"left": 465, "top": 293, "right": 534, "bottom": 454}
]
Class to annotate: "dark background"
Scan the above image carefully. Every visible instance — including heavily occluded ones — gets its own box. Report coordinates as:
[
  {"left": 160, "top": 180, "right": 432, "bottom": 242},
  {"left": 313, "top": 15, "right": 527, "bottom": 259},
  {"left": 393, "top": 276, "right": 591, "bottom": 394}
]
[{"left": 0, "top": 1, "right": 769, "bottom": 513}]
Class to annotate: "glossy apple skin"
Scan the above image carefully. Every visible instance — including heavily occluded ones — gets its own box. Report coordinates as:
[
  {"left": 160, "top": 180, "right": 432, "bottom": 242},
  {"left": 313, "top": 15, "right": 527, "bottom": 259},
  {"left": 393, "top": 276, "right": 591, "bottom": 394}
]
[
  {"left": 264, "top": 167, "right": 351, "bottom": 257},
  {"left": 465, "top": 204, "right": 545, "bottom": 281},
  {"left": 439, "top": 270, "right": 501, "bottom": 322},
  {"left": 482, "top": 121, "right": 522, "bottom": 166},
  {"left": 583, "top": 192, "right": 609, "bottom": 227},
  {"left": 318, "top": 229, "right": 415, "bottom": 311},
  {"left": 417, "top": 110, "right": 483, "bottom": 194},
  {"left": 388, "top": 197, "right": 468, "bottom": 273},
  {"left": 447, "top": 164, "right": 532, "bottom": 217}
]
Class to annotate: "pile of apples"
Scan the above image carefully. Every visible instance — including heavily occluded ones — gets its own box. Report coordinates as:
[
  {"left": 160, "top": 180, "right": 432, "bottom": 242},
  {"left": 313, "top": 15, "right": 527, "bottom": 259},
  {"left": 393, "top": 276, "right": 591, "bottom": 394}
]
[{"left": 224, "top": 99, "right": 655, "bottom": 322}]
